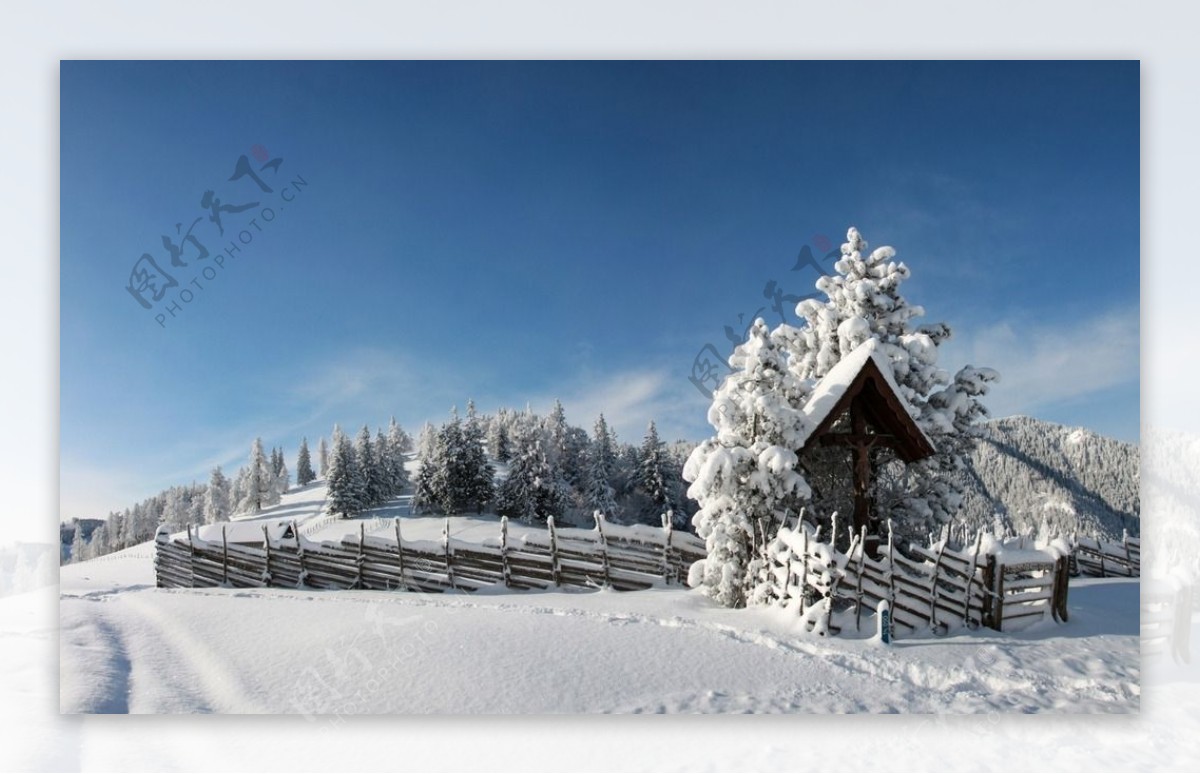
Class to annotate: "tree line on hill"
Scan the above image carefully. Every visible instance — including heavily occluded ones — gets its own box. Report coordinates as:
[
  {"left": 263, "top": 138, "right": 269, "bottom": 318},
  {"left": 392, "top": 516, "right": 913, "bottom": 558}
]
[
  {"left": 403, "top": 400, "right": 694, "bottom": 528},
  {"left": 62, "top": 402, "right": 697, "bottom": 563}
]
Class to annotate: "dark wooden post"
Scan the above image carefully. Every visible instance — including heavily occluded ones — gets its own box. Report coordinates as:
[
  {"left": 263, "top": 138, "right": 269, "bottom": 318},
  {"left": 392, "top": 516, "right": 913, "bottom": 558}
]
[
  {"left": 547, "top": 517, "right": 562, "bottom": 588},
  {"left": 221, "top": 525, "right": 229, "bottom": 586},
  {"left": 262, "top": 524, "right": 272, "bottom": 586},
  {"left": 596, "top": 513, "right": 611, "bottom": 588},
  {"left": 442, "top": 517, "right": 454, "bottom": 590},
  {"left": 500, "top": 516, "right": 511, "bottom": 588},
  {"left": 394, "top": 518, "right": 406, "bottom": 591},
  {"left": 981, "top": 554, "right": 997, "bottom": 630},
  {"left": 355, "top": 523, "right": 366, "bottom": 590}
]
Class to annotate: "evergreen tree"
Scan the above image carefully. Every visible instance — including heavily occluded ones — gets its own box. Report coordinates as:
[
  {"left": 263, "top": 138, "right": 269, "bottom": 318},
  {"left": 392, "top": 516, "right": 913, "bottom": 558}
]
[
  {"left": 461, "top": 400, "right": 496, "bottom": 514},
  {"left": 387, "top": 417, "right": 411, "bottom": 493},
  {"left": 488, "top": 409, "right": 512, "bottom": 462},
  {"left": 785, "top": 227, "right": 997, "bottom": 541},
  {"left": 318, "top": 437, "right": 330, "bottom": 479},
  {"left": 684, "top": 318, "right": 812, "bottom": 608},
  {"left": 414, "top": 422, "right": 448, "bottom": 514},
  {"left": 373, "top": 429, "right": 393, "bottom": 501},
  {"left": 203, "top": 466, "right": 231, "bottom": 524},
  {"left": 436, "top": 409, "right": 468, "bottom": 513},
  {"left": 355, "top": 424, "right": 381, "bottom": 508},
  {"left": 496, "top": 424, "right": 566, "bottom": 522},
  {"left": 239, "top": 438, "right": 272, "bottom": 513},
  {"left": 639, "top": 421, "right": 671, "bottom": 520},
  {"left": 584, "top": 415, "right": 619, "bottom": 522},
  {"left": 271, "top": 458, "right": 289, "bottom": 503},
  {"left": 296, "top": 438, "right": 316, "bottom": 487},
  {"left": 326, "top": 426, "right": 362, "bottom": 518},
  {"left": 70, "top": 520, "right": 86, "bottom": 563},
  {"left": 546, "top": 399, "right": 568, "bottom": 465}
]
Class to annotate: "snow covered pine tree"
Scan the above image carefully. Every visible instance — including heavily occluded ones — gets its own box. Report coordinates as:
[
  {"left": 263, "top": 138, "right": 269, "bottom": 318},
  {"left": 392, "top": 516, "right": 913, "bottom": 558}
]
[{"left": 685, "top": 227, "right": 997, "bottom": 608}]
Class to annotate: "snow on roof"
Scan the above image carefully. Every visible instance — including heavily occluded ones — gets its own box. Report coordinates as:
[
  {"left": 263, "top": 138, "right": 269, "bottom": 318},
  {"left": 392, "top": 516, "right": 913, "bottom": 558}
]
[{"left": 796, "top": 338, "right": 932, "bottom": 451}]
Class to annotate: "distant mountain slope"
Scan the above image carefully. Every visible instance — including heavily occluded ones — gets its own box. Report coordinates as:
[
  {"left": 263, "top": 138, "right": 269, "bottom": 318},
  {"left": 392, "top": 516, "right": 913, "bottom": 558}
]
[{"left": 956, "top": 415, "right": 1139, "bottom": 540}]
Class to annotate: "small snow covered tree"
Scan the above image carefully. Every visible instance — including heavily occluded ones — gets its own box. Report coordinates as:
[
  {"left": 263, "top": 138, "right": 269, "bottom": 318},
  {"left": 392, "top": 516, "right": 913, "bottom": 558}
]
[
  {"left": 203, "top": 466, "right": 231, "bottom": 524},
  {"left": 272, "top": 458, "right": 289, "bottom": 502},
  {"left": 372, "top": 429, "right": 393, "bottom": 501},
  {"left": 461, "top": 400, "right": 495, "bottom": 514},
  {"left": 326, "top": 426, "right": 363, "bottom": 518},
  {"left": 488, "top": 411, "right": 512, "bottom": 462},
  {"left": 317, "top": 437, "right": 329, "bottom": 479},
  {"left": 583, "top": 414, "right": 619, "bottom": 521},
  {"left": 496, "top": 423, "right": 566, "bottom": 522},
  {"left": 638, "top": 421, "right": 671, "bottom": 522},
  {"left": 414, "top": 422, "right": 449, "bottom": 514},
  {"left": 296, "top": 438, "right": 316, "bottom": 487},
  {"left": 239, "top": 438, "right": 273, "bottom": 513},
  {"left": 69, "top": 521, "right": 87, "bottom": 564},
  {"left": 355, "top": 425, "right": 381, "bottom": 509},
  {"left": 386, "top": 417, "right": 411, "bottom": 493},
  {"left": 684, "top": 319, "right": 812, "bottom": 608}
]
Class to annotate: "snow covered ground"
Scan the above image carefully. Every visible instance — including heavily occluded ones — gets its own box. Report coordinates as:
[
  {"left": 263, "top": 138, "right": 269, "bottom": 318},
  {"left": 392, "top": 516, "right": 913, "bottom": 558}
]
[{"left": 47, "top": 481, "right": 1142, "bottom": 716}]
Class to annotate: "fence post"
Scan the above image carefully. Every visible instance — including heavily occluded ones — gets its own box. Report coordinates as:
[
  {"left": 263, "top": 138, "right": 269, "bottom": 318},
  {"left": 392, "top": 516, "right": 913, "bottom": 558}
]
[
  {"left": 1122, "top": 530, "right": 1133, "bottom": 575},
  {"left": 980, "top": 553, "right": 996, "bottom": 629},
  {"left": 963, "top": 532, "right": 982, "bottom": 627},
  {"left": 262, "top": 524, "right": 273, "bottom": 586},
  {"left": 186, "top": 525, "right": 195, "bottom": 585},
  {"left": 854, "top": 526, "right": 867, "bottom": 632},
  {"left": 661, "top": 512, "right": 674, "bottom": 584},
  {"left": 547, "top": 516, "right": 562, "bottom": 587},
  {"left": 994, "top": 563, "right": 1006, "bottom": 633},
  {"left": 221, "top": 525, "right": 229, "bottom": 586},
  {"left": 799, "top": 527, "right": 810, "bottom": 614},
  {"left": 500, "top": 516, "right": 511, "bottom": 588},
  {"left": 1054, "top": 555, "right": 1070, "bottom": 623},
  {"left": 443, "top": 517, "right": 455, "bottom": 590},
  {"left": 596, "top": 512, "right": 611, "bottom": 588},
  {"left": 355, "top": 523, "right": 366, "bottom": 590},
  {"left": 928, "top": 540, "right": 946, "bottom": 630},
  {"left": 295, "top": 523, "right": 307, "bottom": 588},
  {"left": 394, "top": 518, "right": 406, "bottom": 592},
  {"left": 886, "top": 519, "right": 897, "bottom": 618}
]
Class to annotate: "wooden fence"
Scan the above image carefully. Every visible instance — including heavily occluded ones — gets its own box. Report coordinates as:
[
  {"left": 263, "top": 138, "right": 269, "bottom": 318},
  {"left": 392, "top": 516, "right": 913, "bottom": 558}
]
[
  {"left": 1073, "top": 532, "right": 1140, "bottom": 578},
  {"left": 766, "top": 518, "right": 1070, "bottom": 638},
  {"left": 155, "top": 514, "right": 706, "bottom": 594}
]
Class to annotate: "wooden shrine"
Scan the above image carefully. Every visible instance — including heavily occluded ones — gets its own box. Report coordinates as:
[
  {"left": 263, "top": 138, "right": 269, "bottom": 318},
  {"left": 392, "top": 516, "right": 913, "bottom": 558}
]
[{"left": 797, "top": 340, "right": 936, "bottom": 557}]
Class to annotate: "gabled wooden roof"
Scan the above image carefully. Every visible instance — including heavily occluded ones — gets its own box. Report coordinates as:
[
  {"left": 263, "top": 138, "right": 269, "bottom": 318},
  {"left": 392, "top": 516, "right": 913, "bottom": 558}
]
[{"left": 799, "top": 339, "right": 936, "bottom": 462}]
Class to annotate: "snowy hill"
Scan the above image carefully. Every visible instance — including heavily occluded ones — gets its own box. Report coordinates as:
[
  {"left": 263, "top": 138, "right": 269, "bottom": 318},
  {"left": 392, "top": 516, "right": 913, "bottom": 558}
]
[{"left": 957, "top": 416, "right": 1139, "bottom": 540}]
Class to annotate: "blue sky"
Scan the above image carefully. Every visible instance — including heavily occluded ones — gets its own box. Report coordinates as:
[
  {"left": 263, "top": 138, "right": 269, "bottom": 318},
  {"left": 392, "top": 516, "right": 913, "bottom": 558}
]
[{"left": 60, "top": 60, "right": 1139, "bottom": 521}]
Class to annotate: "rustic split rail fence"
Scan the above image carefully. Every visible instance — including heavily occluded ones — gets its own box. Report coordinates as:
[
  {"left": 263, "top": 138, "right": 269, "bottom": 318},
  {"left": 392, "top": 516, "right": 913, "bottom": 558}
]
[
  {"left": 155, "top": 514, "right": 706, "bottom": 594},
  {"left": 1072, "top": 532, "right": 1140, "bottom": 578},
  {"left": 764, "top": 516, "right": 1071, "bottom": 638}
]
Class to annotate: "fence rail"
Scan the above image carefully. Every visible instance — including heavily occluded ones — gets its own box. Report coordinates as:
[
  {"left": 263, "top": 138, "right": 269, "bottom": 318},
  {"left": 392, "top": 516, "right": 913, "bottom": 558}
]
[
  {"left": 765, "top": 517, "right": 1070, "bottom": 638},
  {"left": 155, "top": 514, "right": 706, "bottom": 594},
  {"left": 1073, "top": 533, "right": 1140, "bottom": 578}
]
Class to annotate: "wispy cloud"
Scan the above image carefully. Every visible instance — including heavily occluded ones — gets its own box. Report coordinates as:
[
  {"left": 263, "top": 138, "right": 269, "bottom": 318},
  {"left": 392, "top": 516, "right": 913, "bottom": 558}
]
[
  {"left": 520, "top": 368, "right": 709, "bottom": 446},
  {"left": 942, "top": 305, "right": 1139, "bottom": 418}
]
